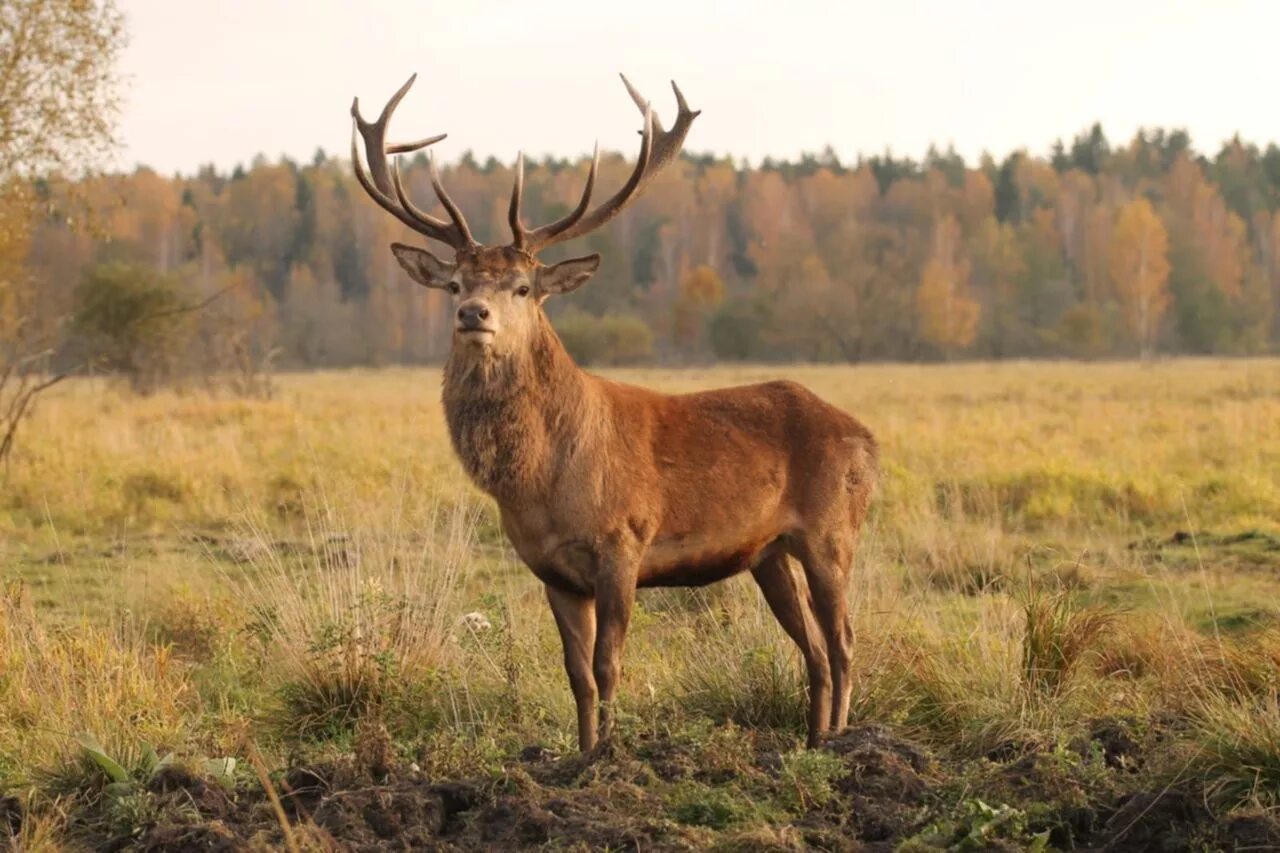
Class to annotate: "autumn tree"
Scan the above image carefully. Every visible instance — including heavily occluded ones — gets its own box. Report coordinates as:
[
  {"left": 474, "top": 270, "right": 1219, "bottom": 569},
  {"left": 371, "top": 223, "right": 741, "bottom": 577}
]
[
  {"left": 969, "top": 216, "right": 1026, "bottom": 356},
  {"left": 0, "top": 0, "right": 125, "bottom": 178},
  {"left": 1163, "top": 154, "right": 1253, "bottom": 351},
  {"left": 916, "top": 215, "right": 979, "bottom": 356},
  {"left": 0, "top": 0, "right": 126, "bottom": 463},
  {"left": 672, "top": 264, "right": 725, "bottom": 354},
  {"left": 11, "top": 96, "right": 1280, "bottom": 369},
  {"left": 1109, "top": 198, "right": 1171, "bottom": 358}
]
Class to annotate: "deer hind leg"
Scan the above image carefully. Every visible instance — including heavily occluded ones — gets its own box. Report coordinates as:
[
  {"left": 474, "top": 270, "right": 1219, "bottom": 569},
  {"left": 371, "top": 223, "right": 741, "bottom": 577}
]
[
  {"left": 751, "top": 551, "right": 832, "bottom": 747},
  {"left": 546, "top": 586, "right": 598, "bottom": 753},
  {"left": 793, "top": 533, "right": 856, "bottom": 734}
]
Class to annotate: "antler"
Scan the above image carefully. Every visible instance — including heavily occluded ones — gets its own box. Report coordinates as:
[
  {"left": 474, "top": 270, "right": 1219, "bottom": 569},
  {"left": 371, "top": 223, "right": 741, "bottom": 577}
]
[
  {"left": 508, "top": 75, "right": 699, "bottom": 254},
  {"left": 351, "top": 74, "right": 477, "bottom": 249}
]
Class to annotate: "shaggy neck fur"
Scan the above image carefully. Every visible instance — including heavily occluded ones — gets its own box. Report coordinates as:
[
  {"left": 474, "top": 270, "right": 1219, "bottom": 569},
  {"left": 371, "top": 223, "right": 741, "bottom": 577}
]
[{"left": 442, "top": 312, "right": 592, "bottom": 502}]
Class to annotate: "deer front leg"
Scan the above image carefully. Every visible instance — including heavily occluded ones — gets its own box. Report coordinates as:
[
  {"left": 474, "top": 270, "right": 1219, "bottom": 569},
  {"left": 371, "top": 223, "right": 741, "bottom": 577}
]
[
  {"left": 546, "top": 585, "right": 598, "bottom": 752},
  {"left": 592, "top": 548, "right": 640, "bottom": 748}
]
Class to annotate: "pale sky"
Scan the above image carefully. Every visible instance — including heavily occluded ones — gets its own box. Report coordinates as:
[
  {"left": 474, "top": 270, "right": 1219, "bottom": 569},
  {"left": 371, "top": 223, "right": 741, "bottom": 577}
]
[{"left": 117, "top": 0, "right": 1280, "bottom": 176}]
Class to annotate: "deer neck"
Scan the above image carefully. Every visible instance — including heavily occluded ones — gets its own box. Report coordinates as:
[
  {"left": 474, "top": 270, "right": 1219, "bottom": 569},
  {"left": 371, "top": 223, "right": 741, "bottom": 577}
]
[{"left": 441, "top": 314, "right": 591, "bottom": 502}]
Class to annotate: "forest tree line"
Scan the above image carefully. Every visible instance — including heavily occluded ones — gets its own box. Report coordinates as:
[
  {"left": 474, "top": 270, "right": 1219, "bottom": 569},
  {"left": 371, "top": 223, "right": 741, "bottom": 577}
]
[{"left": 13, "top": 123, "right": 1280, "bottom": 372}]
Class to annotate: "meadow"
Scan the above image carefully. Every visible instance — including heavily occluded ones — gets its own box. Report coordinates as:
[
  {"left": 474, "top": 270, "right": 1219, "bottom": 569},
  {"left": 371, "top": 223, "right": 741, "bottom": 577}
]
[{"left": 2, "top": 358, "right": 1279, "bottom": 850}]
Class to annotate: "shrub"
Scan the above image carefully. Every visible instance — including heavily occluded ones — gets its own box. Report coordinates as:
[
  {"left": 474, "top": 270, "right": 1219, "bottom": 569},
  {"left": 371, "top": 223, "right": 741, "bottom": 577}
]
[
  {"left": 71, "top": 262, "right": 191, "bottom": 393},
  {"left": 708, "top": 301, "right": 767, "bottom": 361},
  {"left": 554, "top": 307, "right": 653, "bottom": 365}
]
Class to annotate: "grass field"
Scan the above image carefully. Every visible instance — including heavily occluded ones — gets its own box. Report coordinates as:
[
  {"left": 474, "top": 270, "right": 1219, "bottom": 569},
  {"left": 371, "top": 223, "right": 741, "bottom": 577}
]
[{"left": 2, "top": 359, "right": 1280, "bottom": 850}]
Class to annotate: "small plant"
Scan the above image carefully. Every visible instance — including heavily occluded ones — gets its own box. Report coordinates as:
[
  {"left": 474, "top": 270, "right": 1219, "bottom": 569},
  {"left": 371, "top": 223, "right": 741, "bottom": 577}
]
[
  {"left": 76, "top": 733, "right": 237, "bottom": 795},
  {"left": 73, "top": 734, "right": 237, "bottom": 841},
  {"left": 911, "top": 798, "right": 1051, "bottom": 851},
  {"left": 776, "top": 748, "right": 845, "bottom": 812},
  {"left": 1020, "top": 580, "right": 1115, "bottom": 697},
  {"left": 77, "top": 733, "right": 166, "bottom": 793},
  {"left": 666, "top": 781, "right": 762, "bottom": 830}
]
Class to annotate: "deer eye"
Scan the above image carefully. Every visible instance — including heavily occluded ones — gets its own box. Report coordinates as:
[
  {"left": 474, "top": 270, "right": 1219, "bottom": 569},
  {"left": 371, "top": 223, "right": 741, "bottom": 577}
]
[
  {"left": 515, "top": 285, "right": 530, "bottom": 298},
  {"left": 448, "top": 282, "right": 461, "bottom": 295}
]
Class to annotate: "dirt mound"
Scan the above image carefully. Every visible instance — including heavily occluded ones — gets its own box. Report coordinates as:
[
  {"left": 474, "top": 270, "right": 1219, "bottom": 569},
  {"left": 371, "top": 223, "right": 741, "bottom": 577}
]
[
  {"left": 826, "top": 724, "right": 932, "bottom": 792},
  {"left": 1102, "top": 788, "right": 1211, "bottom": 852},
  {"left": 128, "top": 752, "right": 703, "bottom": 851},
  {"left": 1216, "top": 812, "right": 1280, "bottom": 850},
  {"left": 73, "top": 723, "right": 1271, "bottom": 851},
  {"left": 0, "top": 795, "right": 22, "bottom": 837},
  {"left": 1084, "top": 717, "right": 1144, "bottom": 770},
  {"left": 823, "top": 724, "right": 933, "bottom": 842},
  {"left": 311, "top": 784, "right": 448, "bottom": 848},
  {"left": 279, "top": 760, "right": 478, "bottom": 849},
  {"left": 146, "top": 765, "right": 236, "bottom": 815},
  {"left": 467, "top": 787, "right": 700, "bottom": 850},
  {"left": 134, "top": 822, "right": 241, "bottom": 853}
]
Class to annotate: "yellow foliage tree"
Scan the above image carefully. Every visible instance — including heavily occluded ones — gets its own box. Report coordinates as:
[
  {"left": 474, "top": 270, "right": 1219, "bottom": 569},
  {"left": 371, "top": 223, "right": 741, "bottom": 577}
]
[
  {"left": 672, "top": 264, "right": 726, "bottom": 350},
  {"left": 1166, "top": 154, "right": 1247, "bottom": 300},
  {"left": 1108, "top": 198, "right": 1171, "bottom": 358},
  {"left": 916, "top": 215, "right": 980, "bottom": 355},
  {"left": 0, "top": 187, "right": 32, "bottom": 336},
  {"left": 2, "top": 0, "right": 125, "bottom": 462}
]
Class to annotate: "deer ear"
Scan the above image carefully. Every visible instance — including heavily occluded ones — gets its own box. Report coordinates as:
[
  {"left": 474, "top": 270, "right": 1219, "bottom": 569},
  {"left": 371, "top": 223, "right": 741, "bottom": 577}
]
[
  {"left": 538, "top": 254, "right": 601, "bottom": 296},
  {"left": 391, "top": 242, "right": 455, "bottom": 289}
]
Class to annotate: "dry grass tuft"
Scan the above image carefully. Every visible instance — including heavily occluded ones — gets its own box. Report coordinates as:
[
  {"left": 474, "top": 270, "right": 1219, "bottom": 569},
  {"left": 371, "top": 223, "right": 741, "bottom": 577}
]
[
  {"left": 1019, "top": 583, "right": 1116, "bottom": 697},
  {"left": 1188, "top": 690, "right": 1280, "bottom": 808},
  {"left": 234, "top": 497, "right": 479, "bottom": 739}
]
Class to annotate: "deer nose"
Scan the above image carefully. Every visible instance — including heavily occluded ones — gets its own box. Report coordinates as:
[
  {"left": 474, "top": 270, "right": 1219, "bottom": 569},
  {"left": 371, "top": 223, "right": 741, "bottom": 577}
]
[{"left": 457, "top": 301, "right": 490, "bottom": 329}]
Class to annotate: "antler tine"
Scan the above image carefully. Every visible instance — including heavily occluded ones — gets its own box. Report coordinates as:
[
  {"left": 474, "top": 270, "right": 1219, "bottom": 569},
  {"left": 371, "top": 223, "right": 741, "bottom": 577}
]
[
  {"left": 508, "top": 152, "right": 527, "bottom": 249},
  {"left": 391, "top": 157, "right": 454, "bottom": 236},
  {"left": 387, "top": 135, "right": 446, "bottom": 154},
  {"left": 427, "top": 152, "right": 477, "bottom": 247},
  {"left": 618, "top": 76, "right": 701, "bottom": 168},
  {"left": 620, "top": 74, "right": 666, "bottom": 135},
  {"left": 518, "top": 143, "right": 601, "bottom": 251},
  {"left": 351, "top": 74, "right": 425, "bottom": 197},
  {"left": 519, "top": 76, "right": 698, "bottom": 253},
  {"left": 351, "top": 117, "right": 451, "bottom": 238},
  {"left": 350, "top": 74, "right": 469, "bottom": 248}
]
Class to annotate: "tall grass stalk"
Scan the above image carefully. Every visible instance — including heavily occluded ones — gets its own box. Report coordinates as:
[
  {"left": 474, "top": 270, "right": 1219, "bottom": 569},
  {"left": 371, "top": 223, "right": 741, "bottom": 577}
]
[{"left": 0, "top": 583, "right": 197, "bottom": 789}]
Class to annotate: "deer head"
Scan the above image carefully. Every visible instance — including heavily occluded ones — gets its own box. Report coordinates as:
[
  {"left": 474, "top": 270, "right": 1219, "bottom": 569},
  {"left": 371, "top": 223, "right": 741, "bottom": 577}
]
[{"left": 351, "top": 74, "right": 699, "bottom": 356}]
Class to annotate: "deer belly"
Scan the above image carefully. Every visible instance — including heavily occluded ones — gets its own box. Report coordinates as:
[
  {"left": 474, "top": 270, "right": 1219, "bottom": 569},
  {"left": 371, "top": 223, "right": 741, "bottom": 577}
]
[{"left": 637, "top": 539, "right": 773, "bottom": 588}]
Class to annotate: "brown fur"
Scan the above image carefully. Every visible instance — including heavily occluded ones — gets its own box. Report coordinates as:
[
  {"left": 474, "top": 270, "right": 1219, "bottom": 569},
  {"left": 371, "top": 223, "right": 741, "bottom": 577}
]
[{"left": 426, "top": 248, "right": 879, "bottom": 751}]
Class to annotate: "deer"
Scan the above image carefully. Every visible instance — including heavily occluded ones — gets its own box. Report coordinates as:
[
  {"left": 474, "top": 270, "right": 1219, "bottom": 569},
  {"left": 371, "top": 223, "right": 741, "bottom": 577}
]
[{"left": 350, "top": 74, "right": 878, "bottom": 752}]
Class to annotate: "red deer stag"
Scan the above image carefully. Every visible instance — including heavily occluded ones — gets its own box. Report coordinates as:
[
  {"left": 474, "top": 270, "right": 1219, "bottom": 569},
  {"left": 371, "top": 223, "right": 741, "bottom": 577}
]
[{"left": 351, "top": 74, "right": 878, "bottom": 751}]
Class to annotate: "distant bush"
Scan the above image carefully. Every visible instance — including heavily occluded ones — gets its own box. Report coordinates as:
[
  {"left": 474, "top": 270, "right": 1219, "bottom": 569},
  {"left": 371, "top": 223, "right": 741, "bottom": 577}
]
[
  {"left": 554, "top": 307, "right": 654, "bottom": 366},
  {"left": 708, "top": 301, "right": 767, "bottom": 361},
  {"left": 71, "top": 263, "right": 191, "bottom": 393}
]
